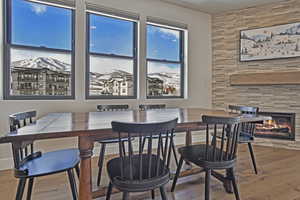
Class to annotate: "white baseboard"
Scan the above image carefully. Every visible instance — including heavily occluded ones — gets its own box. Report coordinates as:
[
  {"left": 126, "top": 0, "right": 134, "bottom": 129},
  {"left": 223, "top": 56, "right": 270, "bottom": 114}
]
[{"left": 0, "top": 157, "right": 13, "bottom": 170}]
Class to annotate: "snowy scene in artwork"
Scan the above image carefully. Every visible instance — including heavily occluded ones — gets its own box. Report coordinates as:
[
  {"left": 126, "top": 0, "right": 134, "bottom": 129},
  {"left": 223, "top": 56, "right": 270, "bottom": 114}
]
[{"left": 240, "top": 22, "right": 300, "bottom": 61}]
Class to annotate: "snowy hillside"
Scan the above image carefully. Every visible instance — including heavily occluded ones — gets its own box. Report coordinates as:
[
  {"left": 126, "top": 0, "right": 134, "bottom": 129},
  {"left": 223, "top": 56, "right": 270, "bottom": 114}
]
[
  {"left": 148, "top": 72, "right": 180, "bottom": 88},
  {"left": 90, "top": 70, "right": 132, "bottom": 81},
  {"left": 282, "top": 24, "right": 300, "bottom": 35},
  {"left": 11, "top": 57, "right": 71, "bottom": 72}
]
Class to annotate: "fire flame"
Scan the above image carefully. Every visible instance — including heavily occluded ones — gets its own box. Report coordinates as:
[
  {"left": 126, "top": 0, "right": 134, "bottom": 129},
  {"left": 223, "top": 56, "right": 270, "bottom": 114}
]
[{"left": 266, "top": 120, "right": 279, "bottom": 128}]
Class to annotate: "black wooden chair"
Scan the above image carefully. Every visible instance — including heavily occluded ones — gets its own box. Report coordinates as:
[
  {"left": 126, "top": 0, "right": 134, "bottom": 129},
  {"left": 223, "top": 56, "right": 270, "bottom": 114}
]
[
  {"left": 139, "top": 104, "right": 179, "bottom": 168},
  {"left": 171, "top": 115, "right": 242, "bottom": 200},
  {"left": 9, "top": 111, "right": 80, "bottom": 200},
  {"left": 229, "top": 105, "right": 259, "bottom": 174},
  {"left": 106, "top": 118, "right": 178, "bottom": 200},
  {"left": 96, "top": 104, "right": 134, "bottom": 186}
]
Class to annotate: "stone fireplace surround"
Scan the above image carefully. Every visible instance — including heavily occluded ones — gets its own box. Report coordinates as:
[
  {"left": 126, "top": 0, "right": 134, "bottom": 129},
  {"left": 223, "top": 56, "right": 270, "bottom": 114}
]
[{"left": 212, "top": 0, "right": 300, "bottom": 148}]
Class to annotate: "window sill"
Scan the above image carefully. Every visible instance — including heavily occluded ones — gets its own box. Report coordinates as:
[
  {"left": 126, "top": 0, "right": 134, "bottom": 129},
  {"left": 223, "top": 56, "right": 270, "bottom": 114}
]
[{"left": 3, "top": 96, "right": 75, "bottom": 101}]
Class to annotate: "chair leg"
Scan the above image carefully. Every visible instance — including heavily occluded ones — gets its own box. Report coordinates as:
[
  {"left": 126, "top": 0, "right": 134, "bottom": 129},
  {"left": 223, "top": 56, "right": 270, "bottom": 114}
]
[
  {"left": 16, "top": 178, "right": 26, "bottom": 200},
  {"left": 151, "top": 189, "right": 155, "bottom": 199},
  {"left": 106, "top": 182, "right": 113, "bottom": 200},
  {"left": 121, "top": 141, "right": 127, "bottom": 157},
  {"left": 230, "top": 168, "right": 240, "bottom": 200},
  {"left": 122, "top": 192, "right": 129, "bottom": 200},
  {"left": 75, "top": 164, "right": 80, "bottom": 179},
  {"left": 26, "top": 178, "right": 34, "bottom": 200},
  {"left": 224, "top": 169, "right": 233, "bottom": 193},
  {"left": 160, "top": 139, "right": 165, "bottom": 156},
  {"left": 141, "top": 137, "right": 147, "bottom": 152},
  {"left": 167, "top": 140, "right": 173, "bottom": 167},
  {"left": 129, "top": 141, "right": 134, "bottom": 155},
  {"left": 160, "top": 186, "right": 167, "bottom": 200},
  {"left": 171, "top": 139, "right": 179, "bottom": 167},
  {"left": 97, "top": 143, "right": 106, "bottom": 186},
  {"left": 248, "top": 142, "right": 258, "bottom": 174},
  {"left": 171, "top": 156, "right": 184, "bottom": 192},
  {"left": 67, "top": 169, "right": 78, "bottom": 200},
  {"left": 205, "top": 169, "right": 211, "bottom": 200}
]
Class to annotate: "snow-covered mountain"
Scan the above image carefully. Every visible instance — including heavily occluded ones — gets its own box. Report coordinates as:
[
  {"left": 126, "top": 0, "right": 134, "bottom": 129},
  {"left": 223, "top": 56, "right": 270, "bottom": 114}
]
[
  {"left": 11, "top": 57, "right": 71, "bottom": 72},
  {"left": 148, "top": 72, "right": 180, "bottom": 87},
  {"left": 110, "top": 70, "right": 132, "bottom": 79},
  {"left": 90, "top": 70, "right": 132, "bottom": 81},
  {"left": 90, "top": 69, "right": 133, "bottom": 87}
]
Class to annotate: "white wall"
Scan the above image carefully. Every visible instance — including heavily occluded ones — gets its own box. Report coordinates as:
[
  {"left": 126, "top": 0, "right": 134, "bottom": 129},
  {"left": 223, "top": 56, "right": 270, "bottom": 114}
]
[{"left": 0, "top": 0, "right": 212, "bottom": 169}]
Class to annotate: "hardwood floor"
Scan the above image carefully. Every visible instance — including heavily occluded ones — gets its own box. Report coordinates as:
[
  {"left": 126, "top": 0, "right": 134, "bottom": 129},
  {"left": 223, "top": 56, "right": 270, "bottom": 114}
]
[{"left": 1, "top": 144, "right": 300, "bottom": 200}]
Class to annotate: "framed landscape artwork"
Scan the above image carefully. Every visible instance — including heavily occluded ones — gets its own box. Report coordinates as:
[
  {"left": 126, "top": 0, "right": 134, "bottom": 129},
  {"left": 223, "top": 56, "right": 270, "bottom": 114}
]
[{"left": 240, "top": 22, "right": 300, "bottom": 61}]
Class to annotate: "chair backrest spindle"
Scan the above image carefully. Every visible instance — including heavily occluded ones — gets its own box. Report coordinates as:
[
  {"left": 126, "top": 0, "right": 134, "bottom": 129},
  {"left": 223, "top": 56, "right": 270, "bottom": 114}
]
[
  {"left": 229, "top": 105, "right": 259, "bottom": 139},
  {"left": 202, "top": 115, "right": 241, "bottom": 163},
  {"left": 111, "top": 118, "right": 177, "bottom": 182},
  {"left": 9, "top": 111, "right": 40, "bottom": 177}
]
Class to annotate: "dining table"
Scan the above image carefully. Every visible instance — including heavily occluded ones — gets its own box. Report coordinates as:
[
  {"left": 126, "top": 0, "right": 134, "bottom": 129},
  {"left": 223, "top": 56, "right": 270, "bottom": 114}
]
[{"left": 0, "top": 107, "right": 271, "bottom": 200}]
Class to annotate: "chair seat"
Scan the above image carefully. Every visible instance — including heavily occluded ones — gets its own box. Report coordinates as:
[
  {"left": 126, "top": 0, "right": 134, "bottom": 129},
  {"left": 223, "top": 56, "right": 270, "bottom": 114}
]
[
  {"left": 239, "top": 132, "right": 254, "bottom": 143},
  {"left": 97, "top": 137, "right": 134, "bottom": 144},
  {"left": 107, "top": 154, "right": 170, "bottom": 192},
  {"left": 178, "top": 144, "right": 236, "bottom": 169},
  {"left": 19, "top": 148, "right": 80, "bottom": 178}
]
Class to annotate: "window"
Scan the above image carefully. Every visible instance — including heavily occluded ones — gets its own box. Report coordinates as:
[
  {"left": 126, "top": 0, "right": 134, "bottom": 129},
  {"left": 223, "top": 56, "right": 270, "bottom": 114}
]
[
  {"left": 4, "top": 0, "right": 74, "bottom": 99},
  {"left": 86, "top": 12, "right": 137, "bottom": 99},
  {"left": 146, "top": 24, "right": 185, "bottom": 98}
]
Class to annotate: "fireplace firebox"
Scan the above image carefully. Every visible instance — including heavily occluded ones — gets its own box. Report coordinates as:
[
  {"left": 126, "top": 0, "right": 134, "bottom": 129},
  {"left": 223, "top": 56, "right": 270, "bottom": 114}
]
[{"left": 255, "top": 112, "right": 295, "bottom": 140}]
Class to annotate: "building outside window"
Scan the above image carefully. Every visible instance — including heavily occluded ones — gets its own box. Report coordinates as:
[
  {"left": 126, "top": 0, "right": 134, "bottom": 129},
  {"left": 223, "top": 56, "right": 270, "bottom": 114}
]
[
  {"left": 146, "top": 23, "right": 185, "bottom": 98},
  {"left": 4, "top": 0, "right": 75, "bottom": 99},
  {"left": 86, "top": 11, "right": 138, "bottom": 99},
  {"left": 4, "top": 1, "right": 186, "bottom": 100}
]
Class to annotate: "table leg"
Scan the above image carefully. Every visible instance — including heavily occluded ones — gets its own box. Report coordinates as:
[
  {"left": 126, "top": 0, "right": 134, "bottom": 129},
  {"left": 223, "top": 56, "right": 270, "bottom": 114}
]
[
  {"left": 184, "top": 130, "right": 192, "bottom": 168},
  {"left": 79, "top": 136, "right": 94, "bottom": 200},
  {"left": 185, "top": 130, "right": 192, "bottom": 146}
]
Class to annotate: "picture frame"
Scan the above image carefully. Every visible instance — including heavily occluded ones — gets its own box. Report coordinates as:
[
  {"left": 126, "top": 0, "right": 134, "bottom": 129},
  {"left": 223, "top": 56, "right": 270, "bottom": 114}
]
[{"left": 240, "top": 22, "right": 300, "bottom": 61}]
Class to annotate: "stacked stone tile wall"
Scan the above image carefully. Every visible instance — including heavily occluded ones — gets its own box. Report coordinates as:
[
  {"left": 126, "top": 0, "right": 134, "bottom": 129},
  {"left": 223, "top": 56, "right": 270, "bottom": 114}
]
[{"left": 212, "top": 0, "right": 300, "bottom": 145}]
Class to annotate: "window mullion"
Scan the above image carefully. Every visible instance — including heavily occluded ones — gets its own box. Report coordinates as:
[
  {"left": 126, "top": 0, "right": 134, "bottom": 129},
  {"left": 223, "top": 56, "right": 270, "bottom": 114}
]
[
  {"left": 86, "top": 12, "right": 137, "bottom": 99},
  {"left": 9, "top": 44, "right": 73, "bottom": 54},
  {"left": 146, "top": 58, "right": 181, "bottom": 64},
  {"left": 89, "top": 52, "right": 134, "bottom": 60},
  {"left": 146, "top": 23, "right": 184, "bottom": 99},
  {"left": 4, "top": 0, "right": 74, "bottom": 100}
]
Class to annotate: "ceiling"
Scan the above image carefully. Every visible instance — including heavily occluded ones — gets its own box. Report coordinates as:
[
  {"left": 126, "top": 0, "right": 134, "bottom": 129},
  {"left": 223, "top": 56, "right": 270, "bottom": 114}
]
[{"left": 161, "top": 0, "right": 286, "bottom": 14}]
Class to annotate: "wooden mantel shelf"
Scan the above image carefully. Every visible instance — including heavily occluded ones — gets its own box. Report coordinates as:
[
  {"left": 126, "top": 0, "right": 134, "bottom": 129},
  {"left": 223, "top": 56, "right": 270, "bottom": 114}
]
[{"left": 230, "top": 71, "right": 300, "bottom": 86}]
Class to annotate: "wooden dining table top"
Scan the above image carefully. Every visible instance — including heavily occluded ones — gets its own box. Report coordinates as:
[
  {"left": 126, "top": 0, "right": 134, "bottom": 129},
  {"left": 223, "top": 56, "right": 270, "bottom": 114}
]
[{"left": 0, "top": 108, "right": 271, "bottom": 144}]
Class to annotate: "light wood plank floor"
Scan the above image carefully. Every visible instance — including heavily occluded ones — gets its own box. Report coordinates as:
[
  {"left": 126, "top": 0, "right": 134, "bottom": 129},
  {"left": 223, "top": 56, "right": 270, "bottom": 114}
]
[{"left": 1, "top": 144, "right": 300, "bottom": 200}]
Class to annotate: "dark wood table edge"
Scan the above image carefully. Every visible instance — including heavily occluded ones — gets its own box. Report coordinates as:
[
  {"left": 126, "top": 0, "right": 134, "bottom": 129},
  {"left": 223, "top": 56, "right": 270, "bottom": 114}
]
[{"left": 0, "top": 111, "right": 271, "bottom": 200}]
